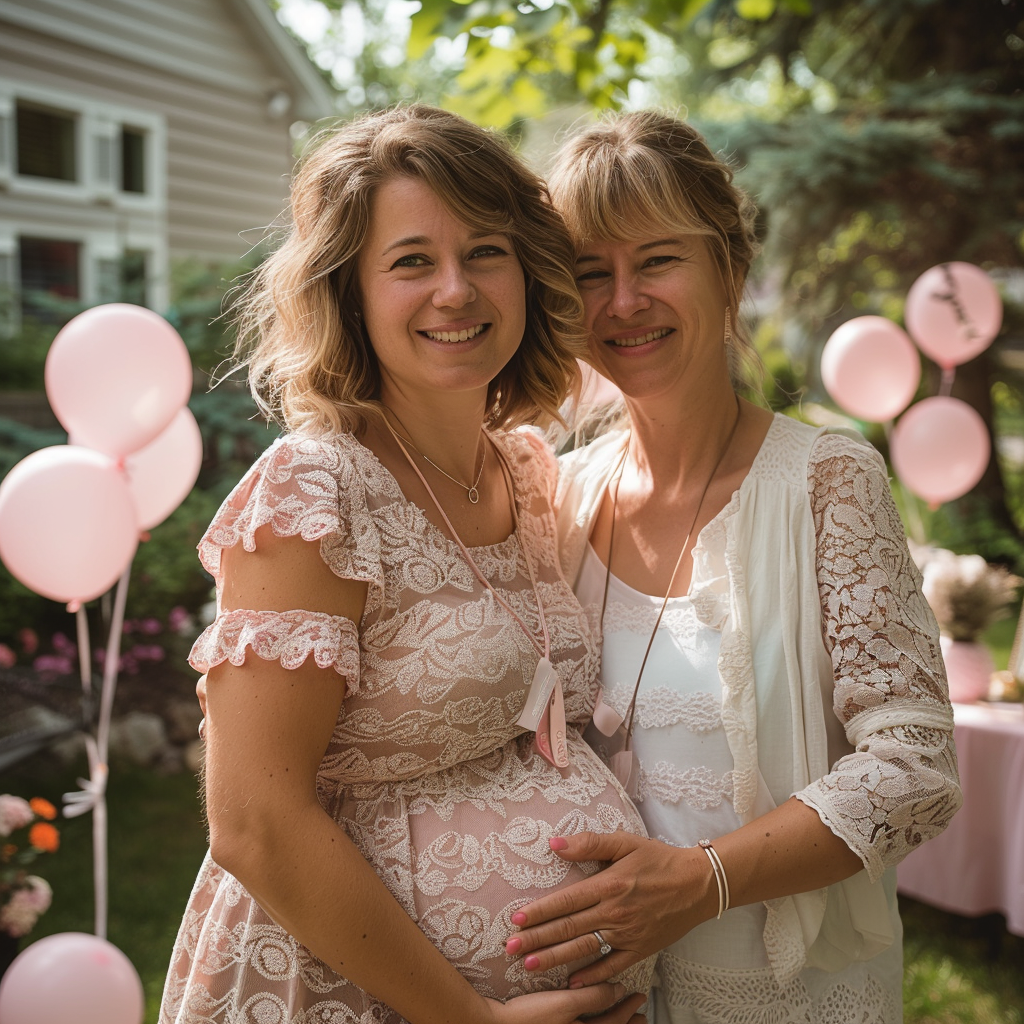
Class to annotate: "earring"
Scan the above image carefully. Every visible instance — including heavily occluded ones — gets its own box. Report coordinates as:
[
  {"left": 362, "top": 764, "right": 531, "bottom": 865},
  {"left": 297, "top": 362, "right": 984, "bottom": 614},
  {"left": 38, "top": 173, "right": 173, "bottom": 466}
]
[{"left": 723, "top": 306, "right": 732, "bottom": 346}]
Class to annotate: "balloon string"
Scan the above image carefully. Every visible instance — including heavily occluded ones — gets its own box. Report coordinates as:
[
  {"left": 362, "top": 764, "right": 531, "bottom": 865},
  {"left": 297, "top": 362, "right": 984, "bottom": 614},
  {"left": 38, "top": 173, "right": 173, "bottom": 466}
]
[
  {"left": 97, "top": 566, "right": 131, "bottom": 767},
  {"left": 938, "top": 367, "right": 956, "bottom": 397},
  {"left": 75, "top": 605, "right": 91, "bottom": 700}
]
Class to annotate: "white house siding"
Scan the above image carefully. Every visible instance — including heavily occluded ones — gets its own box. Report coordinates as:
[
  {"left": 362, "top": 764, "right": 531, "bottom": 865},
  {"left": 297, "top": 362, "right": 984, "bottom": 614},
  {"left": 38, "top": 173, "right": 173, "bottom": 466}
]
[{"left": 0, "top": 0, "right": 332, "bottom": 285}]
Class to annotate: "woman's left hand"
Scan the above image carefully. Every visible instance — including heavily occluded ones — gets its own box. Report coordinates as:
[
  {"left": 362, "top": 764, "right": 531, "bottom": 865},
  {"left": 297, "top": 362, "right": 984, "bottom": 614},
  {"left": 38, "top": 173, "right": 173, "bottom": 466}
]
[{"left": 506, "top": 831, "right": 715, "bottom": 986}]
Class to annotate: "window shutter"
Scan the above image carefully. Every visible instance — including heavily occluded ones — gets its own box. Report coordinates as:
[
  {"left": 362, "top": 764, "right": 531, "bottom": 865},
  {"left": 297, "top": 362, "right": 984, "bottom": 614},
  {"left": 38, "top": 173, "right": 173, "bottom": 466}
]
[
  {"left": 89, "top": 116, "right": 117, "bottom": 199},
  {"left": 0, "top": 93, "right": 13, "bottom": 185}
]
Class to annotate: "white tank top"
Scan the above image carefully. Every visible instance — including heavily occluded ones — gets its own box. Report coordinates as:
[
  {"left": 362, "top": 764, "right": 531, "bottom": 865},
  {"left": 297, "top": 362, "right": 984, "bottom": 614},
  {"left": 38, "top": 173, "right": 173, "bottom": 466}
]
[{"left": 577, "top": 542, "right": 769, "bottom": 971}]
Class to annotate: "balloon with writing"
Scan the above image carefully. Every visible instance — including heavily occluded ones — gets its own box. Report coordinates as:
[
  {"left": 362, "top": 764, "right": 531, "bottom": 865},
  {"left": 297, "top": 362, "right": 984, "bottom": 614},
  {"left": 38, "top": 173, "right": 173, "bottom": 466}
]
[{"left": 904, "top": 262, "right": 1002, "bottom": 369}]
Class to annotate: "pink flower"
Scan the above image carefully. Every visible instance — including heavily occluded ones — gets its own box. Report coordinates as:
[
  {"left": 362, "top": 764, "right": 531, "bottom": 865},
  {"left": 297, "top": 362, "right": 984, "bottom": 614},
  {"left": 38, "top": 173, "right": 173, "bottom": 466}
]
[
  {"left": 17, "top": 628, "right": 38, "bottom": 655},
  {"left": 0, "top": 644, "right": 16, "bottom": 669},
  {"left": 32, "top": 654, "right": 73, "bottom": 675},
  {"left": 0, "top": 795, "right": 34, "bottom": 836},
  {"left": 130, "top": 644, "right": 165, "bottom": 662},
  {"left": 139, "top": 618, "right": 162, "bottom": 635},
  {"left": 50, "top": 633, "right": 77, "bottom": 658},
  {"left": 168, "top": 606, "right": 191, "bottom": 633},
  {"left": 0, "top": 878, "right": 52, "bottom": 937},
  {"left": 23, "top": 875, "right": 53, "bottom": 913}
]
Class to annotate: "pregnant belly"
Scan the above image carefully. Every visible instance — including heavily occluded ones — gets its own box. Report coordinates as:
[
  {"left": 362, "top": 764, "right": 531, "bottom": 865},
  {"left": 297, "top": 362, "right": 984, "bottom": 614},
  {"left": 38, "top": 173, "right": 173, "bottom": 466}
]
[{"left": 338, "top": 731, "right": 655, "bottom": 1002}]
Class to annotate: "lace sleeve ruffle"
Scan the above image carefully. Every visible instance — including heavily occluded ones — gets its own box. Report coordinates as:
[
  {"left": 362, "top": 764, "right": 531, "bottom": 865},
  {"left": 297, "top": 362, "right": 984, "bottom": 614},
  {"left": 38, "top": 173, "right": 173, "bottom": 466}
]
[
  {"left": 189, "top": 609, "right": 360, "bottom": 693},
  {"left": 797, "top": 433, "right": 962, "bottom": 881},
  {"left": 197, "top": 435, "right": 384, "bottom": 612}
]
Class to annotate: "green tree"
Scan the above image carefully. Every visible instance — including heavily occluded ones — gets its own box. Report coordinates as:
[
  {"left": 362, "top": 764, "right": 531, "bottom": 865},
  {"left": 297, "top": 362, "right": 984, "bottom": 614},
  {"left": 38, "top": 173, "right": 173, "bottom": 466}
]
[{"left": 345, "top": 0, "right": 1023, "bottom": 562}]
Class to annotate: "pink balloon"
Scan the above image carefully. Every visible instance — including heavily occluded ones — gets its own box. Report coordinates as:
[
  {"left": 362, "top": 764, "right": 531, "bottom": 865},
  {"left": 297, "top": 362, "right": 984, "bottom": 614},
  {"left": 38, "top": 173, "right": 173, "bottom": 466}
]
[
  {"left": 0, "top": 932, "right": 143, "bottom": 1024},
  {"left": 124, "top": 407, "right": 203, "bottom": 530},
  {"left": 904, "top": 262, "right": 1002, "bottom": 369},
  {"left": 0, "top": 446, "right": 138, "bottom": 605},
  {"left": 821, "top": 316, "right": 921, "bottom": 422},
  {"left": 45, "top": 303, "right": 193, "bottom": 458},
  {"left": 890, "top": 396, "right": 990, "bottom": 507}
]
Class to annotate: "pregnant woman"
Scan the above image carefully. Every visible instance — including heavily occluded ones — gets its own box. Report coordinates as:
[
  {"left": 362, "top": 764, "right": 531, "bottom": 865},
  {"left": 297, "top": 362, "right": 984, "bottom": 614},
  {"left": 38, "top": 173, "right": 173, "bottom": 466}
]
[{"left": 159, "top": 105, "right": 652, "bottom": 1024}]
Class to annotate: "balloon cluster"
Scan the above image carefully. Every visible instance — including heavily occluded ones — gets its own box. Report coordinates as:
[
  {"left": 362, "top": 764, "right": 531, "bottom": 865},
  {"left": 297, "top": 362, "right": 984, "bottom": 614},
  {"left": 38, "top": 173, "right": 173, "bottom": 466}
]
[
  {"left": 821, "top": 262, "right": 1003, "bottom": 508},
  {"left": 0, "top": 304, "right": 201, "bottom": 609}
]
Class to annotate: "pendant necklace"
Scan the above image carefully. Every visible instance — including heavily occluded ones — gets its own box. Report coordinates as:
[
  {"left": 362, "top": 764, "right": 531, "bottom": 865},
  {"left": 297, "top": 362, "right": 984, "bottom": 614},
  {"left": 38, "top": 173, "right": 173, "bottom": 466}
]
[
  {"left": 382, "top": 407, "right": 485, "bottom": 503},
  {"left": 594, "top": 400, "right": 742, "bottom": 796},
  {"left": 380, "top": 414, "right": 569, "bottom": 769}
]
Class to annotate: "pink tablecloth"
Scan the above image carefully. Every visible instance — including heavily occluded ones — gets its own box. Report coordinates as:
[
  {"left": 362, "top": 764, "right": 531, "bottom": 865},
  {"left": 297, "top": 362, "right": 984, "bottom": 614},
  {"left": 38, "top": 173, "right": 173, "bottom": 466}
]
[{"left": 896, "top": 702, "right": 1024, "bottom": 935}]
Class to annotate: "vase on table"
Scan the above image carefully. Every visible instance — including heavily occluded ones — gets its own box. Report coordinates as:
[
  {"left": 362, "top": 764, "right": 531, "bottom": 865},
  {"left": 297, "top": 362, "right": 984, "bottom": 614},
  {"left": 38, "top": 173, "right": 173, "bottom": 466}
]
[{"left": 939, "top": 634, "right": 994, "bottom": 703}]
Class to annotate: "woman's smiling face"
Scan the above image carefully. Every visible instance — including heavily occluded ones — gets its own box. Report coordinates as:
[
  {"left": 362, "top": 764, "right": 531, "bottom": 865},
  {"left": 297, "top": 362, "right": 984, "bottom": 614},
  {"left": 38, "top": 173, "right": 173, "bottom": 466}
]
[
  {"left": 573, "top": 232, "right": 729, "bottom": 400},
  {"left": 356, "top": 175, "right": 527, "bottom": 404}
]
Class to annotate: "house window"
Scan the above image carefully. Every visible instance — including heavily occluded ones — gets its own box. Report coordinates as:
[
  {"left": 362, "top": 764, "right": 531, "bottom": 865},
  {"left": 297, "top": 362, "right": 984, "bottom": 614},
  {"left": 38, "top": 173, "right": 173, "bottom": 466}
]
[
  {"left": 121, "top": 126, "right": 146, "bottom": 193},
  {"left": 19, "top": 237, "right": 80, "bottom": 323},
  {"left": 16, "top": 103, "right": 76, "bottom": 181},
  {"left": 121, "top": 249, "right": 148, "bottom": 304}
]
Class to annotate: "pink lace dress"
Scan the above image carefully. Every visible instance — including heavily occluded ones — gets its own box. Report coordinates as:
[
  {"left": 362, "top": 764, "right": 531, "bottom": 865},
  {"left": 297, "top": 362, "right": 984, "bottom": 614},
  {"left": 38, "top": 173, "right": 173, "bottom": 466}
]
[{"left": 159, "top": 428, "right": 654, "bottom": 1024}]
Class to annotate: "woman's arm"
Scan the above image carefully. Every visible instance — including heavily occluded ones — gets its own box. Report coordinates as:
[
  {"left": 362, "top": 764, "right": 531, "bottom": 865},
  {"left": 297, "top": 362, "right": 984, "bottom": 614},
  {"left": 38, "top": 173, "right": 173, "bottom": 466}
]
[
  {"left": 204, "top": 528, "right": 643, "bottom": 1023},
  {"left": 500, "top": 798, "right": 861, "bottom": 983},
  {"left": 505, "top": 435, "right": 960, "bottom": 984}
]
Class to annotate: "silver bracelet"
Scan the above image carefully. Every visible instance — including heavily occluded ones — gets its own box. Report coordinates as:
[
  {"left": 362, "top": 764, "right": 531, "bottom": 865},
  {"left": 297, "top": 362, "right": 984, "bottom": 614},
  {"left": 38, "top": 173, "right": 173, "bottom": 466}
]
[{"left": 697, "top": 838, "right": 730, "bottom": 920}]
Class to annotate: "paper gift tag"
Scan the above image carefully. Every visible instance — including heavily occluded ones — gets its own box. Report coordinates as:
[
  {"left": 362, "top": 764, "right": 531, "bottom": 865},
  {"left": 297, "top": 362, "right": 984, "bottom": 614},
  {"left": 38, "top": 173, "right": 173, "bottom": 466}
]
[
  {"left": 516, "top": 656, "right": 560, "bottom": 732},
  {"left": 537, "top": 672, "right": 569, "bottom": 768},
  {"left": 592, "top": 693, "right": 623, "bottom": 737}
]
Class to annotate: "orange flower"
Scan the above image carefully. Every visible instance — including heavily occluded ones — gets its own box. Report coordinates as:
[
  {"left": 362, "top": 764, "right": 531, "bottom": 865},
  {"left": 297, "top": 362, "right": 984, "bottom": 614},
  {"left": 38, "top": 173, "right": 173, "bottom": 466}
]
[
  {"left": 28, "top": 822, "right": 59, "bottom": 853},
  {"left": 29, "top": 798, "right": 57, "bottom": 821}
]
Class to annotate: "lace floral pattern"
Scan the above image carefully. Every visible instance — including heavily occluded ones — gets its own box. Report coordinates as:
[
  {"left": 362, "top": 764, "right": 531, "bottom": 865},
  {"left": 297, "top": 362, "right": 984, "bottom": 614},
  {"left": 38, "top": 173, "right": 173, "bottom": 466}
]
[
  {"left": 655, "top": 951, "right": 900, "bottom": 1024},
  {"left": 799, "top": 433, "right": 960, "bottom": 881},
  {"left": 559, "top": 413, "right": 959, "bottom": 1017},
  {"left": 189, "top": 609, "right": 361, "bottom": 690},
  {"left": 161, "top": 429, "right": 654, "bottom": 1024}
]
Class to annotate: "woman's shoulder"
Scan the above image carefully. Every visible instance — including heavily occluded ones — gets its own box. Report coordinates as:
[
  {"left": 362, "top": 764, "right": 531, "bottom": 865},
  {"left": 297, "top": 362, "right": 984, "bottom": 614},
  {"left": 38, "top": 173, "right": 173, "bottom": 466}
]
[
  {"left": 198, "top": 431, "right": 385, "bottom": 581},
  {"left": 751, "top": 413, "right": 884, "bottom": 486}
]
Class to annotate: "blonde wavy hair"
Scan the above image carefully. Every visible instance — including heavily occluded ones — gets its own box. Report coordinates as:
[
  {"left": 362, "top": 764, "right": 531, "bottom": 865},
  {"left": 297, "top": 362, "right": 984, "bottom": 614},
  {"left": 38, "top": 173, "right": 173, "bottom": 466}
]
[
  {"left": 233, "top": 104, "right": 586, "bottom": 435},
  {"left": 548, "top": 110, "right": 762, "bottom": 391}
]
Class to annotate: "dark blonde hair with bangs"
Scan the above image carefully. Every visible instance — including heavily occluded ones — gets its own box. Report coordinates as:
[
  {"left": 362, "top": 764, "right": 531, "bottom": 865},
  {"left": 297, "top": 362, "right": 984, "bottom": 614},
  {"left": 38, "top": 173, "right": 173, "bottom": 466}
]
[
  {"left": 233, "top": 104, "right": 585, "bottom": 435},
  {"left": 548, "top": 110, "right": 762, "bottom": 388}
]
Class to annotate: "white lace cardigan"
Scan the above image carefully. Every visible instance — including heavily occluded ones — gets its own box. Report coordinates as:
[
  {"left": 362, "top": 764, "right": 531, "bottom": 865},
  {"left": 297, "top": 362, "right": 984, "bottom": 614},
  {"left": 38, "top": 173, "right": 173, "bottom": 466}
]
[{"left": 555, "top": 413, "right": 962, "bottom": 984}]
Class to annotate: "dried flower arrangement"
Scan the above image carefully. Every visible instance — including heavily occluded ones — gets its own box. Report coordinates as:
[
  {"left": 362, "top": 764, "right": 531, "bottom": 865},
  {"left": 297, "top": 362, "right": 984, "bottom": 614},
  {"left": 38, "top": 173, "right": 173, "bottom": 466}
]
[{"left": 920, "top": 549, "right": 1021, "bottom": 642}]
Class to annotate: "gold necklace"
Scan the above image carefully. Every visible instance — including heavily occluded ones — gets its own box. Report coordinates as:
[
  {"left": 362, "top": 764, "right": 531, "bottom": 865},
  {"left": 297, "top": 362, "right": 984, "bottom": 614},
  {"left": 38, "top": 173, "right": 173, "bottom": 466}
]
[{"left": 381, "top": 407, "right": 486, "bottom": 504}]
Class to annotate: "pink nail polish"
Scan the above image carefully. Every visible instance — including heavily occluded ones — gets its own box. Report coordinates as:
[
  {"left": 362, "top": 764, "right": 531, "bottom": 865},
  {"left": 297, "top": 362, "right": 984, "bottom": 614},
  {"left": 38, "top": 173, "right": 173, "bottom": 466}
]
[
  {"left": 505, "top": 937, "right": 521, "bottom": 954},
  {"left": 511, "top": 912, "right": 527, "bottom": 926},
  {"left": 569, "top": 980, "right": 584, "bottom": 990},
  {"left": 524, "top": 955, "right": 540, "bottom": 971},
  {"left": 549, "top": 836, "right": 568, "bottom": 851}
]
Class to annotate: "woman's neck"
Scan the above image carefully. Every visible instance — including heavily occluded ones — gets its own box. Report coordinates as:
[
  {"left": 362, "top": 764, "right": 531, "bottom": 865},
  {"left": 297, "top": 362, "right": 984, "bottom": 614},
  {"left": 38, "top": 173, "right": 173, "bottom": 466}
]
[
  {"left": 622, "top": 380, "right": 743, "bottom": 498},
  {"left": 376, "top": 383, "right": 489, "bottom": 482}
]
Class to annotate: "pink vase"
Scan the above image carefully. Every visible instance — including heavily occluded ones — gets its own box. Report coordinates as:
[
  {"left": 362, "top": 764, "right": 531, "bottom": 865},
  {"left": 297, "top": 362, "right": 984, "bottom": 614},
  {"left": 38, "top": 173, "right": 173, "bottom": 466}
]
[{"left": 939, "top": 635, "right": 994, "bottom": 703}]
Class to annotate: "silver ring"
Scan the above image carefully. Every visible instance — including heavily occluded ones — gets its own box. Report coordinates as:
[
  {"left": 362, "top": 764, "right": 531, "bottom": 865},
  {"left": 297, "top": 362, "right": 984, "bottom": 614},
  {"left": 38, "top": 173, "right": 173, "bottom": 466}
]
[{"left": 593, "top": 930, "right": 613, "bottom": 957}]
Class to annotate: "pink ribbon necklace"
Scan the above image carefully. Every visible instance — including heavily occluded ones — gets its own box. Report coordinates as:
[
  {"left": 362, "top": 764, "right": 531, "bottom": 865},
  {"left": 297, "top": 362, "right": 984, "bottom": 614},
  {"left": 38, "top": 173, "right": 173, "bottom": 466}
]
[{"left": 380, "top": 412, "right": 568, "bottom": 768}]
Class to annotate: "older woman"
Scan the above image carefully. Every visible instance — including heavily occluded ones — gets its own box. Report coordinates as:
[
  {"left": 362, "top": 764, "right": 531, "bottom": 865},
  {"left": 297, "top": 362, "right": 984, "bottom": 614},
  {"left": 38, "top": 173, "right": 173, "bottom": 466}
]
[
  {"left": 505, "top": 111, "right": 961, "bottom": 1023},
  {"left": 159, "top": 105, "right": 652, "bottom": 1024}
]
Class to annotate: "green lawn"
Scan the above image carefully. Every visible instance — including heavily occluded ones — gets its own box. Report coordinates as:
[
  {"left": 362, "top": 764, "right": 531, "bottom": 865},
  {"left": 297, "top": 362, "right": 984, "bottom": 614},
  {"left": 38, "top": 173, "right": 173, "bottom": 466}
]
[{"left": 3, "top": 756, "right": 1023, "bottom": 1023}]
